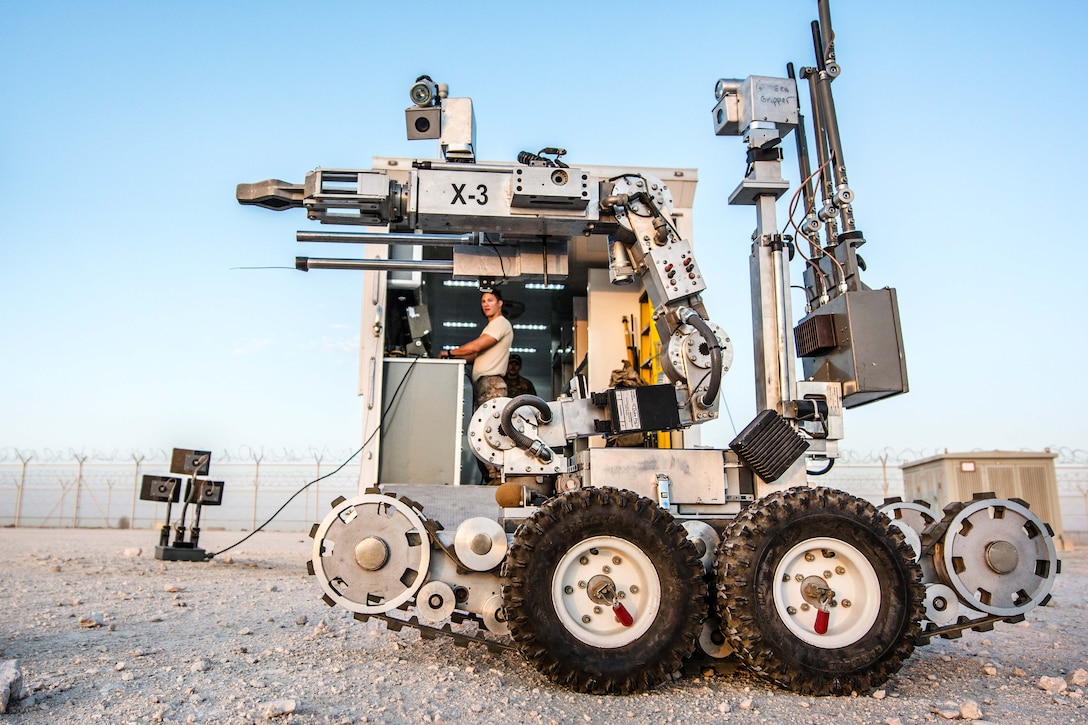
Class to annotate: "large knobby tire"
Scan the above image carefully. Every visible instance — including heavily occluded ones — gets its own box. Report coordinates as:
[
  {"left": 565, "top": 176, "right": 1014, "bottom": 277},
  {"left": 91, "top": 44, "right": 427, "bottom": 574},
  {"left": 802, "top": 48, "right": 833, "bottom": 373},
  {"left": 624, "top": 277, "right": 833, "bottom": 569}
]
[
  {"left": 716, "top": 486, "right": 924, "bottom": 695},
  {"left": 501, "top": 487, "right": 705, "bottom": 695}
]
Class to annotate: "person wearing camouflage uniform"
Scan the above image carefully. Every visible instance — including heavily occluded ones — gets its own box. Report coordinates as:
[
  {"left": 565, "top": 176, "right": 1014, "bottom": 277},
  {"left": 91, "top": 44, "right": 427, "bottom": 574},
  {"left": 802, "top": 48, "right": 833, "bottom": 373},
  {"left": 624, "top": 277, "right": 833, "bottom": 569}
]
[
  {"left": 438, "top": 289, "right": 512, "bottom": 484},
  {"left": 503, "top": 353, "right": 536, "bottom": 398}
]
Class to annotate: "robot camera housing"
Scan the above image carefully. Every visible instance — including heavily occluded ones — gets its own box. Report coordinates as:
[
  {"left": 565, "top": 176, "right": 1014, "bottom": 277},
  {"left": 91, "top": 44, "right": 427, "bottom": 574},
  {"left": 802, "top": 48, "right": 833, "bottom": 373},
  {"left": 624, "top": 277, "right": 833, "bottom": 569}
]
[
  {"left": 406, "top": 106, "right": 441, "bottom": 140},
  {"left": 406, "top": 76, "right": 443, "bottom": 141},
  {"left": 409, "top": 77, "right": 439, "bottom": 107}
]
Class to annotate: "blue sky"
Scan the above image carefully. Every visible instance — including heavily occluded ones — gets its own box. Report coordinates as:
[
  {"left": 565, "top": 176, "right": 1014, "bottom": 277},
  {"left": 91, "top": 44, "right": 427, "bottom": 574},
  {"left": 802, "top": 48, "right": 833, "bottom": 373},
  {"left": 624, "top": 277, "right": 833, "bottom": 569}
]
[{"left": 3, "top": 1, "right": 1087, "bottom": 459}]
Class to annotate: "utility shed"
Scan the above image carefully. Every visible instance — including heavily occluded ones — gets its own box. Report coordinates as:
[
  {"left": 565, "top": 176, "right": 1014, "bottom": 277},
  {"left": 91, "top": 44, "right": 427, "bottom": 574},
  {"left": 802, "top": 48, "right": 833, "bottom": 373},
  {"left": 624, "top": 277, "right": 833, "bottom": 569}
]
[{"left": 902, "top": 451, "right": 1066, "bottom": 548}]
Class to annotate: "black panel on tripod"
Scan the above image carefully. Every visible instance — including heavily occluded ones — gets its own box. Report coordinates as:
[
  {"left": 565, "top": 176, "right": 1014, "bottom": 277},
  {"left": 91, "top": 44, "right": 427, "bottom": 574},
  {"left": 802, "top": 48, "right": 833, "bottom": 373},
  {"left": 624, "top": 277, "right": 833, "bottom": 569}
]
[
  {"left": 140, "top": 475, "right": 182, "bottom": 503},
  {"left": 170, "top": 448, "right": 211, "bottom": 475},
  {"left": 184, "top": 479, "right": 224, "bottom": 506}
]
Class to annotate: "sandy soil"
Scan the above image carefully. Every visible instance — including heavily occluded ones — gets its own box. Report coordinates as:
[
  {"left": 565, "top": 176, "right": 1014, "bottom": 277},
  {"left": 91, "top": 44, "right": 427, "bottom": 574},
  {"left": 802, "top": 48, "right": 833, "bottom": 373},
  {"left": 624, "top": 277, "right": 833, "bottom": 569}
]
[{"left": 1, "top": 527, "right": 1085, "bottom": 724}]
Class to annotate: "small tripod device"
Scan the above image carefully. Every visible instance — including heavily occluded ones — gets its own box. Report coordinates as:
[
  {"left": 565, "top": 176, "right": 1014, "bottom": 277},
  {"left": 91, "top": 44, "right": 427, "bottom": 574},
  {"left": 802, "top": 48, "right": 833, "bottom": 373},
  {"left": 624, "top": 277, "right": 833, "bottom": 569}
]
[{"left": 141, "top": 448, "right": 224, "bottom": 561}]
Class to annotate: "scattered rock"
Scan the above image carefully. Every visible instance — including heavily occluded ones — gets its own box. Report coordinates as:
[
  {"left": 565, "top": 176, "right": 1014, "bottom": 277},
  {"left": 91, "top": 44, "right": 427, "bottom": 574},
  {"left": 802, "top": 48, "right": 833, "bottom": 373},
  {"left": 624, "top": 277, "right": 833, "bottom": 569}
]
[
  {"left": 738, "top": 698, "right": 753, "bottom": 711},
  {"left": 123, "top": 547, "right": 142, "bottom": 557},
  {"left": 295, "top": 615, "right": 308, "bottom": 626},
  {"left": 164, "top": 584, "right": 184, "bottom": 593},
  {"left": 1012, "top": 668, "right": 1026, "bottom": 677},
  {"left": 260, "top": 698, "right": 296, "bottom": 718},
  {"left": 238, "top": 628, "right": 253, "bottom": 636},
  {"left": 982, "top": 663, "right": 997, "bottom": 676},
  {"left": 1, "top": 660, "right": 24, "bottom": 713},
  {"left": 885, "top": 719, "right": 904, "bottom": 725},
  {"left": 266, "top": 584, "right": 280, "bottom": 592},
  {"left": 717, "top": 701, "right": 730, "bottom": 713},
  {"left": 932, "top": 701, "right": 960, "bottom": 719},
  {"left": 960, "top": 700, "right": 982, "bottom": 720},
  {"left": 872, "top": 689, "right": 887, "bottom": 699},
  {"left": 191, "top": 659, "right": 208, "bottom": 673},
  {"left": 79, "top": 612, "right": 105, "bottom": 628},
  {"left": 1071, "top": 669, "right": 1088, "bottom": 687},
  {"left": 1038, "top": 675, "right": 1068, "bottom": 693}
]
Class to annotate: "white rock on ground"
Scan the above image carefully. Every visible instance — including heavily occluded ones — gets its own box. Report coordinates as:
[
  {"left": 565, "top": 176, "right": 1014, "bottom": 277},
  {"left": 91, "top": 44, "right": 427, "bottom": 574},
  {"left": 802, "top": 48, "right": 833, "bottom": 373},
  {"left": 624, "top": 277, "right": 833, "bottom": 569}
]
[
  {"left": 933, "top": 701, "right": 960, "bottom": 719},
  {"left": 0, "top": 660, "right": 23, "bottom": 713},
  {"left": 1038, "top": 675, "right": 1068, "bottom": 693},
  {"left": 261, "top": 699, "right": 296, "bottom": 718},
  {"left": 78, "top": 612, "right": 104, "bottom": 628},
  {"left": 959, "top": 699, "right": 982, "bottom": 720}
]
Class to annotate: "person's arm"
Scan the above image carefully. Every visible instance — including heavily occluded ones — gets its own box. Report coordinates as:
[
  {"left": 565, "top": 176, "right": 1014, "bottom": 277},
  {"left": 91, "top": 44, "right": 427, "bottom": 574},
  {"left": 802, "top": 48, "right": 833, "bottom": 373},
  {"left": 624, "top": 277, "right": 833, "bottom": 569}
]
[{"left": 439, "top": 333, "right": 498, "bottom": 362}]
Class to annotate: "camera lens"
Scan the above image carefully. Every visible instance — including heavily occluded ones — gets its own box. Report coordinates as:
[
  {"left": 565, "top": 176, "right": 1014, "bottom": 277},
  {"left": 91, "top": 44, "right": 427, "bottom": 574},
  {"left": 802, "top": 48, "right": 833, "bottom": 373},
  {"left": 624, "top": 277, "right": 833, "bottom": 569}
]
[
  {"left": 410, "top": 81, "right": 434, "bottom": 106},
  {"left": 414, "top": 116, "right": 431, "bottom": 133}
]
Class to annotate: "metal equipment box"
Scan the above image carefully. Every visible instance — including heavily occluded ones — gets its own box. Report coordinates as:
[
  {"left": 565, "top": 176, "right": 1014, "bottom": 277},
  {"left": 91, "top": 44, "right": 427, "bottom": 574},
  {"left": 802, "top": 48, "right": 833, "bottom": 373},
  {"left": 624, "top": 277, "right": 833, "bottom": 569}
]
[{"left": 795, "top": 288, "right": 908, "bottom": 408}]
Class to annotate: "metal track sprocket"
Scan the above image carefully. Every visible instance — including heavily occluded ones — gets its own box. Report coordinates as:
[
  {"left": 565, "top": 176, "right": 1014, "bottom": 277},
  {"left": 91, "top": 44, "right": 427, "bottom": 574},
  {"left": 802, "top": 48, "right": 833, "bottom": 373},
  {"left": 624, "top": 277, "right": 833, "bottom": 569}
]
[
  {"left": 879, "top": 498, "right": 938, "bottom": 561},
  {"left": 310, "top": 493, "right": 431, "bottom": 615},
  {"left": 929, "top": 496, "right": 1058, "bottom": 617}
]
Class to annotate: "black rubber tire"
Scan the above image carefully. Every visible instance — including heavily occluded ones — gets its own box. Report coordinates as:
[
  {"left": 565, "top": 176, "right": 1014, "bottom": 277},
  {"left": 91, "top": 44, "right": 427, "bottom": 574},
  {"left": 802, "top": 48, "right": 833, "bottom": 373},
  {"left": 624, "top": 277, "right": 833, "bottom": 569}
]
[
  {"left": 501, "top": 487, "right": 705, "bottom": 695},
  {"left": 716, "top": 486, "right": 924, "bottom": 695}
]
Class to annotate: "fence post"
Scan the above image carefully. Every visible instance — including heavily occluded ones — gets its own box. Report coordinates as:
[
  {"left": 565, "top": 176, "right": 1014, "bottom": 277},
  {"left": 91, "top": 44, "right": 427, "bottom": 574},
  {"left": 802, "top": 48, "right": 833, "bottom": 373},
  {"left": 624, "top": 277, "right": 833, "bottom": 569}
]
[
  {"left": 251, "top": 451, "right": 263, "bottom": 531},
  {"left": 15, "top": 450, "right": 33, "bottom": 527},
  {"left": 130, "top": 453, "right": 144, "bottom": 529},
  {"left": 312, "top": 451, "right": 324, "bottom": 523},
  {"left": 879, "top": 450, "right": 891, "bottom": 500},
  {"left": 72, "top": 453, "right": 88, "bottom": 528}
]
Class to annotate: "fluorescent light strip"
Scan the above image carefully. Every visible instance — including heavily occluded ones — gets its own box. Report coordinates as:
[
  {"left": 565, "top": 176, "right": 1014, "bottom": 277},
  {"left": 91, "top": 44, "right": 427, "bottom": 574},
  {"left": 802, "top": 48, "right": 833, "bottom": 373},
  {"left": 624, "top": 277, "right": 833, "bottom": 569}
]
[
  {"left": 513, "top": 324, "right": 547, "bottom": 331},
  {"left": 510, "top": 347, "right": 537, "bottom": 354},
  {"left": 443, "top": 280, "right": 479, "bottom": 288},
  {"left": 443, "top": 321, "right": 478, "bottom": 328},
  {"left": 524, "top": 283, "right": 565, "bottom": 290}
]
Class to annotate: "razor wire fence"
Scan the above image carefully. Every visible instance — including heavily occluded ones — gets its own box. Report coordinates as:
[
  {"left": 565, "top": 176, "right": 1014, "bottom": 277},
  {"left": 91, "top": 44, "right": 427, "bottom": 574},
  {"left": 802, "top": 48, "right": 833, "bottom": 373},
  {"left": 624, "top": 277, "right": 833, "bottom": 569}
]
[
  {"left": 0, "top": 447, "right": 361, "bottom": 532},
  {"left": 1, "top": 446, "right": 1086, "bottom": 536}
]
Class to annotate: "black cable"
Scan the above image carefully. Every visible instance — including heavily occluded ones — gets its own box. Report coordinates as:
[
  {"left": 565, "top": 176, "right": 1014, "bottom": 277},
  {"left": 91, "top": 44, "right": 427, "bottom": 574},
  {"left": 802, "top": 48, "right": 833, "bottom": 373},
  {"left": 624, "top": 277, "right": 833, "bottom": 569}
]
[
  {"left": 483, "top": 234, "right": 507, "bottom": 281},
  {"left": 205, "top": 356, "right": 422, "bottom": 559}
]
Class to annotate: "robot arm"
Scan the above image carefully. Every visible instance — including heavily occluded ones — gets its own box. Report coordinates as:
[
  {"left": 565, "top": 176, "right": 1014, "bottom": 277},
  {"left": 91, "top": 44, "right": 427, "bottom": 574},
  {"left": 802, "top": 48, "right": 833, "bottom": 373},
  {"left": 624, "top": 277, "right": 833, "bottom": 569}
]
[
  {"left": 236, "top": 81, "right": 731, "bottom": 438},
  {"left": 598, "top": 174, "right": 732, "bottom": 423}
]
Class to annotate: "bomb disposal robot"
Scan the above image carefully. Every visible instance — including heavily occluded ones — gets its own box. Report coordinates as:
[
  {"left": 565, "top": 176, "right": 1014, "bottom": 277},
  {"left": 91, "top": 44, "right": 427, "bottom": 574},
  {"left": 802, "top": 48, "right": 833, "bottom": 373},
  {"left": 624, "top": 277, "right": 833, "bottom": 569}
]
[{"left": 236, "top": 1, "right": 1060, "bottom": 696}]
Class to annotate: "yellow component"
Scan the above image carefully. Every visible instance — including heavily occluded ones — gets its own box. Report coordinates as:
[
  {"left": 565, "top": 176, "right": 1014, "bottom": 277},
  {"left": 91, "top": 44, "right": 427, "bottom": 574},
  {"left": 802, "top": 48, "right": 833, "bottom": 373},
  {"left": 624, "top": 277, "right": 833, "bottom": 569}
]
[{"left": 638, "top": 291, "right": 673, "bottom": 449}]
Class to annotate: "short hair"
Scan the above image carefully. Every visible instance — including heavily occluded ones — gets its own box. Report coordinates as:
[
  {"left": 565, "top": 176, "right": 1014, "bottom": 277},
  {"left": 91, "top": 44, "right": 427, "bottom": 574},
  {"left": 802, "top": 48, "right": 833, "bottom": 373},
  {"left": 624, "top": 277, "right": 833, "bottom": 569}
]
[{"left": 483, "top": 288, "right": 503, "bottom": 302}]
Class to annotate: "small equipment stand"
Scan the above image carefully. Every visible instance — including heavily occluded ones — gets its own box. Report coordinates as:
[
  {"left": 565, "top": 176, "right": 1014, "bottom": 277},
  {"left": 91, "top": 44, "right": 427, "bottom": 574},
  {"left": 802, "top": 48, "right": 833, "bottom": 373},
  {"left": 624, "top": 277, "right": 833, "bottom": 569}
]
[{"left": 140, "top": 448, "right": 225, "bottom": 562}]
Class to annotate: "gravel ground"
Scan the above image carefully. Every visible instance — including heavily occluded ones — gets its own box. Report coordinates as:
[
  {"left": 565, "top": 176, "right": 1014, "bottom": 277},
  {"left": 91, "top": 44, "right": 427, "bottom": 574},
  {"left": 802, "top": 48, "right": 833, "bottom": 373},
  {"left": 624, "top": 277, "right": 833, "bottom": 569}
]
[{"left": 1, "top": 527, "right": 1085, "bottom": 725}]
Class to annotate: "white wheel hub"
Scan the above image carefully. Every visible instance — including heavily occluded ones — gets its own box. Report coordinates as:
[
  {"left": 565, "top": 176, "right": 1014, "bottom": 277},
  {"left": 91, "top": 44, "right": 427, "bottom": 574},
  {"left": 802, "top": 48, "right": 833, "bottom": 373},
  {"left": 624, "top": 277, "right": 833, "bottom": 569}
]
[
  {"left": 551, "top": 536, "right": 660, "bottom": 648},
  {"left": 772, "top": 536, "right": 881, "bottom": 648}
]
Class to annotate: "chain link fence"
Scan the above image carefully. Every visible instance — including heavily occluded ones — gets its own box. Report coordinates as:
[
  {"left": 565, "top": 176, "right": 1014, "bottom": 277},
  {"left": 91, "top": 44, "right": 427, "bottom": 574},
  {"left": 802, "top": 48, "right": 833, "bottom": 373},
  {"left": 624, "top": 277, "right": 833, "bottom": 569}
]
[{"left": 2, "top": 447, "right": 1086, "bottom": 539}]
